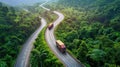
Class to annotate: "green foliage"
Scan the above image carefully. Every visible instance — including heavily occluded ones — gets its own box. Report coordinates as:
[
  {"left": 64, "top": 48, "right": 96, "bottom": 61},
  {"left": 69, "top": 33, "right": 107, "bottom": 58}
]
[
  {"left": 51, "top": 0, "right": 120, "bottom": 67},
  {"left": 0, "top": 3, "right": 41, "bottom": 67},
  {"left": 30, "top": 28, "right": 64, "bottom": 67},
  {"left": 0, "top": 60, "right": 7, "bottom": 67}
]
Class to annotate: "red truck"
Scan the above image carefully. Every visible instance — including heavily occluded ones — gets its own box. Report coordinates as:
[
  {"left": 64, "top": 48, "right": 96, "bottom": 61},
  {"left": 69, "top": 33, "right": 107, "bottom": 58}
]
[
  {"left": 48, "top": 23, "right": 54, "bottom": 30},
  {"left": 56, "top": 40, "right": 66, "bottom": 53}
]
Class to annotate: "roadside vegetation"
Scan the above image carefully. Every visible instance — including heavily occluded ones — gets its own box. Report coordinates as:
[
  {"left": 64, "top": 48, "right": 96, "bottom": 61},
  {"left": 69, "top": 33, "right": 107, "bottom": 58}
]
[
  {"left": 1, "top": 0, "right": 120, "bottom": 67},
  {"left": 0, "top": 3, "right": 42, "bottom": 67},
  {"left": 42, "top": 11, "right": 57, "bottom": 23},
  {"left": 0, "top": 2, "right": 61, "bottom": 67},
  {"left": 28, "top": 4, "right": 57, "bottom": 23},
  {"left": 46, "top": 0, "right": 120, "bottom": 67},
  {"left": 30, "top": 28, "right": 64, "bottom": 67},
  {"left": 30, "top": 3, "right": 63, "bottom": 67}
]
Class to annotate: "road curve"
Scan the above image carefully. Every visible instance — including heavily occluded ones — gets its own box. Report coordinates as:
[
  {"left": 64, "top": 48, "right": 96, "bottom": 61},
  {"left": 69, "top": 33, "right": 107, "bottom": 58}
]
[
  {"left": 14, "top": 18, "right": 47, "bottom": 67},
  {"left": 39, "top": 1, "right": 50, "bottom": 11},
  {"left": 41, "top": 2, "right": 84, "bottom": 67}
]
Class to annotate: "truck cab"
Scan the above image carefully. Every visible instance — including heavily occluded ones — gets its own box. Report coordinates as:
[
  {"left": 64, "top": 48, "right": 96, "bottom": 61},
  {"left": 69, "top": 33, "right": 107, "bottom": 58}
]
[{"left": 56, "top": 40, "right": 66, "bottom": 53}]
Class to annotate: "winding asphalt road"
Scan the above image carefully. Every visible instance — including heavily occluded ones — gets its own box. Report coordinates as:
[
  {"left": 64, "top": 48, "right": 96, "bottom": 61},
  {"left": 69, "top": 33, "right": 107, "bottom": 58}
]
[
  {"left": 14, "top": 17, "right": 47, "bottom": 67},
  {"left": 41, "top": 2, "right": 84, "bottom": 67},
  {"left": 15, "top": 1, "right": 84, "bottom": 67}
]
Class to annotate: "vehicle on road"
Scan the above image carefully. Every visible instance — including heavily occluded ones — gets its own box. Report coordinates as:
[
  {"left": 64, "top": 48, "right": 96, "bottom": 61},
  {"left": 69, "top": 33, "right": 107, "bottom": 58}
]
[
  {"left": 56, "top": 40, "right": 66, "bottom": 53},
  {"left": 48, "top": 23, "right": 53, "bottom": 30}
]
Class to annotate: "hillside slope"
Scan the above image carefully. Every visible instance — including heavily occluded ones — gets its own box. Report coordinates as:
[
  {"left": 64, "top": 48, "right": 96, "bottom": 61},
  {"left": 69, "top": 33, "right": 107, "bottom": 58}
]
[
  {"left": 0, "top": 3, "right": 41, "bottom": 67},
  {"left": 49, "top": 0, "right": 120, "bottom": 67}
]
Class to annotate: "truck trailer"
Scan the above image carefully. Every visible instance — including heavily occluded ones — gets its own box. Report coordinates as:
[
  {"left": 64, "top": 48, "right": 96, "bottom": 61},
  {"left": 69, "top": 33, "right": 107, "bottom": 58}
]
[{"left": 56, "top": 40, "right": 66, "bottom": 53}]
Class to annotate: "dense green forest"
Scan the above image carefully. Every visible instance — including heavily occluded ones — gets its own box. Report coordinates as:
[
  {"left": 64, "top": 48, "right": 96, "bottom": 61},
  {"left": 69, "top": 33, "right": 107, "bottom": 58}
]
[
  {"left": 0, "top": 3, "right": 41, "bottom": 67},
  {"left": 0, "top": 2, "right": 61, "bottom": 67},
  {"left": 47, "top": 0, "right": 120, "bottom": 67},
  {"left": 1, "top": 0, "right": 120, "bottom": 67}
]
